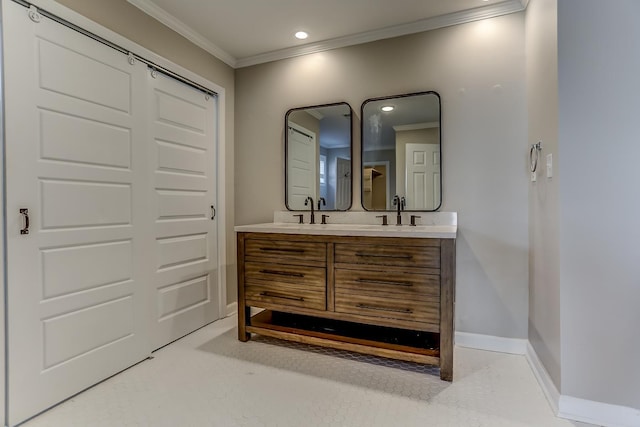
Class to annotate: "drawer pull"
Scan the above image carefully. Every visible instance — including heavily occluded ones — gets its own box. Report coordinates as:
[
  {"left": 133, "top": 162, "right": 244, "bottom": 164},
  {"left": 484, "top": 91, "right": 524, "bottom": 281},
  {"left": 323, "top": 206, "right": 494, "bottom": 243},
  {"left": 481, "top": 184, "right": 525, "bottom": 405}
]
[
  {"left": 355, "top": 279, "right": 412, "bottom": 287},
  {"left": 259, "top": 247, "right": 305, "bottom": 254},
  {"left": 260, "top": 291, "right": 304, "bottom": 302},
  {"left": 355, "top": 253, "right": 413, "bottom": 260},
  {"left": 356, "top": 304, "right": 413, "bottom": 314},
  {"left": 259, "top": 269, "right": 304, "bottom": 278}
]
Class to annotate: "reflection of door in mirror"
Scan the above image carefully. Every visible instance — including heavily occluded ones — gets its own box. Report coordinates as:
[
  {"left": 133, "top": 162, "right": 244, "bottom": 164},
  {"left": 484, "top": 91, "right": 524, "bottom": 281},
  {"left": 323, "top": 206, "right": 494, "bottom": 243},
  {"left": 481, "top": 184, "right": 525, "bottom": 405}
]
[
  {"left": 405, "top": 143, "right": 440, "bottom": 209},
  {"left": 287, "top": 122, "right": 317, "bottom": 210},
  {"left": 395, "top": 124, "right": 441, "bottom": 210},
  {"left": 335, "top": 157, "right": 351, "bottom": 210}
]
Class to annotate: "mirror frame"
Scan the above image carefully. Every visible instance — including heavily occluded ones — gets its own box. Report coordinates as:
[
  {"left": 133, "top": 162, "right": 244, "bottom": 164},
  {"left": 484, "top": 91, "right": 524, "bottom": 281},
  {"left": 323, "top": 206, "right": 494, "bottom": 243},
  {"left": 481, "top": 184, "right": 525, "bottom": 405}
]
[
  {"left": 360, "top": 91, "right": 442, "bottom": 212},
  {"left": 285, "top": 101, "right": 353, "bottom": 211}
]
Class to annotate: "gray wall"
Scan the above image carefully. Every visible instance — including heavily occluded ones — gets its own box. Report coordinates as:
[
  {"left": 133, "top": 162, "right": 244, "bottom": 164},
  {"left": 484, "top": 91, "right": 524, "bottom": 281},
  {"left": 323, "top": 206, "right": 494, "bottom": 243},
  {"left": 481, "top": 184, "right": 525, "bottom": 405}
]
[
  {"left": 54, "top": 0, "right": 238, "bottom": 306},
  {"left": 525, "top": 0, "right": 561, "bottom": 390},
  {"left": 235, "top": 13, "right": 529, "bottom": 339},
  {"left": 558, "top": 0, "right": 640, "bottom": 409}
]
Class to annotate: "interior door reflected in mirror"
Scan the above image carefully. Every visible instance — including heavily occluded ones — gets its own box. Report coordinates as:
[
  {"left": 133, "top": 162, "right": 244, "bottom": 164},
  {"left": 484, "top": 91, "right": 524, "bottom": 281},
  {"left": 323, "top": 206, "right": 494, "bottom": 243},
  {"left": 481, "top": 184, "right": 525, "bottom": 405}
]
[
  {"left": 286, "top": 102, "right": 352, "bottom": 211},
  {"left": 361, "top": 91, "right": 441, "bottom": 211}
]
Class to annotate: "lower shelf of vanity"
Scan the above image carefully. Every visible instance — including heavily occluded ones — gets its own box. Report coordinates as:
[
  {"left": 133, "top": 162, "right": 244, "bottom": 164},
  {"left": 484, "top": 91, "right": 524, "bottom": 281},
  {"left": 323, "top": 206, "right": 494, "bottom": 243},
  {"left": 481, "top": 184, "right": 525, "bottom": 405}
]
[{"left": 247, "top": 310, "right": 441, "bottom": 366}]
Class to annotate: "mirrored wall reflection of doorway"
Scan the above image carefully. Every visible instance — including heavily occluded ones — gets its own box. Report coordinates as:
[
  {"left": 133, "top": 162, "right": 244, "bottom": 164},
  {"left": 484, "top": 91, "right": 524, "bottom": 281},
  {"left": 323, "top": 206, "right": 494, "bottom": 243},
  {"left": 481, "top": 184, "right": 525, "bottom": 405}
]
[
  {"left": 363, "top": 162, "right": 389, "bottom": 210},
  {"left": 335, "top": 157, "right": 351, "bottom": 210}
]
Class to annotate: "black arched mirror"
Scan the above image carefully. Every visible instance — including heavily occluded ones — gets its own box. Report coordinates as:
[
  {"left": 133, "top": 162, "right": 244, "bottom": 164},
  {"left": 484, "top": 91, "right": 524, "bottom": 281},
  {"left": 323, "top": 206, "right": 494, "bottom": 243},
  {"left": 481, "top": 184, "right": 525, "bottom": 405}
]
[
  {"left": 361, "top": 91, "right": 441, "bottom": 211},
  {"left": 285, "top": 102, "right": 352, "bottom": 211}
]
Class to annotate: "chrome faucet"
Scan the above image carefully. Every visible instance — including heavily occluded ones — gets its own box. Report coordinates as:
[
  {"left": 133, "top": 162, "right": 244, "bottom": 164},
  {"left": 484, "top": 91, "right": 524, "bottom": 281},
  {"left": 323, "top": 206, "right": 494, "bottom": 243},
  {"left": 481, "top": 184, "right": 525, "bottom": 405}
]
[
  {"left": 392, "top": 195, "right": 406, "bottom": 225},
  {"left": 304, "top": 196, "right": 316, "bottom": 224},
  {"left": 317, "top": 197, "right": 326, "bottom": 210}
]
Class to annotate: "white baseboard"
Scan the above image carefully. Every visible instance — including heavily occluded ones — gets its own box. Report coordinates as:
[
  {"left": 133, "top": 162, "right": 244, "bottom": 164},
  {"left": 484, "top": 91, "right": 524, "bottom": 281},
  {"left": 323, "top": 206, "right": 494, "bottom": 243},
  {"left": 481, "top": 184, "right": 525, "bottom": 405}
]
[
  {"left": 526, "top": 341, "right": 640, "bottom": 427},
  {"left": 455, "top": 331, "right": 527, "bottom": 355},
  {"left": 558, "top": 396, "right": 640, "bottom": 427},
  {"left": 525, "top": 341, "right": 560, "bottom": 414},
  {"left": 225, "top": 302, "right": 237, "bottom": 317}
]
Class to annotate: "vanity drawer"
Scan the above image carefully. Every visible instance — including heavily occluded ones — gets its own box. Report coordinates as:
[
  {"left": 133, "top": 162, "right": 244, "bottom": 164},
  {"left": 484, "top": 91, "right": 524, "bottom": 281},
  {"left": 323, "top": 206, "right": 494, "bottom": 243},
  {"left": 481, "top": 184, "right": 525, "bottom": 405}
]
[
  {"left": 245, "top": 261, "right": 326, "bottom": 287},
  {"left": 245, "top": 284, "right": 326, "bottom": 311},
  {"left": 334, "top": 243, "right": 440, "bottom": 269},
  {"left": 245, "top": 238, "right": 326, "bottom": 265},
  {"left": 334, "top": 268, "right": 440, "bottom": 301},
  {"left": 244, "top": 262, "right": 326, "bottom": 311},
  {"left": 334, "top": 292, "right": 440, "bottom": 329}
]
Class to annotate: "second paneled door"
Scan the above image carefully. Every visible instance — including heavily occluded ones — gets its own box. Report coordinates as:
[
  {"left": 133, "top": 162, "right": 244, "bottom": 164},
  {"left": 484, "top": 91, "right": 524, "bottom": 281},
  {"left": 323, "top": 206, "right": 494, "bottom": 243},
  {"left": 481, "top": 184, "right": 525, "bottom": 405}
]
[{"left": 147, "top": 72, "right": 219, "bottom": 349}]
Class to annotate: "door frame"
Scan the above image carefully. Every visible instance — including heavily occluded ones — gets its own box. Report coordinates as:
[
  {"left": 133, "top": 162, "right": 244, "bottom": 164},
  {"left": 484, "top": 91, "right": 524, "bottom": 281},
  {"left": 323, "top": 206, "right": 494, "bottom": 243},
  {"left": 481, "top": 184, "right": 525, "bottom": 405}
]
[{"left": 0, "top": 0, "right": 228, "bottom": 422}]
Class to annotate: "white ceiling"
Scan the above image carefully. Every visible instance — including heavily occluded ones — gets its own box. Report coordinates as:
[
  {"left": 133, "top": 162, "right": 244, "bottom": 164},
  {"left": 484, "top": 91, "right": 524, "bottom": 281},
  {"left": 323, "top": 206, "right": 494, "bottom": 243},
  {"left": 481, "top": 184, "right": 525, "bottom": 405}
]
[{"left": 127, "top": 0, "right": 528, "bottom": 68}]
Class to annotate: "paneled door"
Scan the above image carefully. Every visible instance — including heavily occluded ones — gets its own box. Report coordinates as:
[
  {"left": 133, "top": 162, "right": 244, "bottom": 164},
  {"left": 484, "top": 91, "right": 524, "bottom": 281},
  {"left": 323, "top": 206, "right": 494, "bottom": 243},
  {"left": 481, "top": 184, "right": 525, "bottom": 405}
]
[
  {"left": 147, "top": 72, "right": 219, "bottom": 349},
  {"left": 3, "top": 1, "right": 150, "bottom": 424},
  {"left": 405, "top": 143, "right": 441, "bottom": 210}
]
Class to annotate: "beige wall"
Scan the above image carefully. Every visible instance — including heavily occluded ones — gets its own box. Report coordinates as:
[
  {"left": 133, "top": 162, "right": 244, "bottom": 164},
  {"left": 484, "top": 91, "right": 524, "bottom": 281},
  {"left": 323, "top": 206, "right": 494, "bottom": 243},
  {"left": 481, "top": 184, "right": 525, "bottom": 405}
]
[
  {"left": 236, "top": 13, "right": 529, "bottom": 338},
  {"left": 559, "top": 0, "right": 640, "bottom": 409},
  {"left": 525, "top": 0, "right": 561, "bottom": 390},
  {"left": 54, "top": 0, "right": 238, "bottom": 306}
]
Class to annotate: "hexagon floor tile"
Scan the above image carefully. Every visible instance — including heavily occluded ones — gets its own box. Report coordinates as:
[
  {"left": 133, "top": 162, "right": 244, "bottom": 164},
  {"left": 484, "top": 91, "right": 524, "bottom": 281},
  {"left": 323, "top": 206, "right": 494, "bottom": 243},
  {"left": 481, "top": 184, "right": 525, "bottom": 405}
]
[{"left": 22, "top": 315, "right": 596, "bottom": 427}]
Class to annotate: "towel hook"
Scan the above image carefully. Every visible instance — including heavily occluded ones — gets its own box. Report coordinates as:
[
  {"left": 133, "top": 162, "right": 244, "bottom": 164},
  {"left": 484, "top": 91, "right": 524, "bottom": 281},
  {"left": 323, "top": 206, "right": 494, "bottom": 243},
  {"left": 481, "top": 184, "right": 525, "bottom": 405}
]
[{"left": 529, "top": 141, "right": 542, "bottom": 172}]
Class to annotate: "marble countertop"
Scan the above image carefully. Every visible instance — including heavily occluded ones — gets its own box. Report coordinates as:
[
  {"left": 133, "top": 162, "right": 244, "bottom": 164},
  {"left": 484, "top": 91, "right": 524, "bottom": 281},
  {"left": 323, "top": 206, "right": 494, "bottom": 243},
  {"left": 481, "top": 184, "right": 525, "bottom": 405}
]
[{"left": 234, "top": 222, "right": 457, "bottom": 239}]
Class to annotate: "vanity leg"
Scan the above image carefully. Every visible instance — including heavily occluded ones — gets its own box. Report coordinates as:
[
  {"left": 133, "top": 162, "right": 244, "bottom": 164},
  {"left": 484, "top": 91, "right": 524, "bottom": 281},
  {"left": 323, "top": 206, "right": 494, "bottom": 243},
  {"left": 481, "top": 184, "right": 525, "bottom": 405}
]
[
  {"left": 238, "top": 305, "right": 251, "bottom": 342},
  {"left": 440, "top": 239, "right": 456, "bottom": 381},
  {"left": 237, "top": 234, "right": 251, "bottom": 341}
]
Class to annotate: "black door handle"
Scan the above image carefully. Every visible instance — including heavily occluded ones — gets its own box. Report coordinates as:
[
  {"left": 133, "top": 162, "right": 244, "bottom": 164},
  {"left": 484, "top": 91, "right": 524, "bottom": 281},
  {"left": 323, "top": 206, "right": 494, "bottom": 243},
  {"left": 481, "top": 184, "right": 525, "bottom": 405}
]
[{"left": 20, "top": 208, "right": 29, "bottom": 235}]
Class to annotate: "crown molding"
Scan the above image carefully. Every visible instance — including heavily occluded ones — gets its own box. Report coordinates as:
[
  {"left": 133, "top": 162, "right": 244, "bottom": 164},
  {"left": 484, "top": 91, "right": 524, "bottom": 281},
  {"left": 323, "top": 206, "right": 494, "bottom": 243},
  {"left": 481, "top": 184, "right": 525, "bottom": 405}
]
[
  {"left": 128, "top": 0, "right": 526, "bottom": 69},
  {"left": 236, "top": 0, "right": 526, "bottom": 68},
  {"left": 393, "top": 122, "right": 440, "bottom": 132},
  {"left": 306, "top": 109, "right": 324, "bottom": 120},
  {"left": 127, "top": 0, "right": 237, "bottom": 68}
]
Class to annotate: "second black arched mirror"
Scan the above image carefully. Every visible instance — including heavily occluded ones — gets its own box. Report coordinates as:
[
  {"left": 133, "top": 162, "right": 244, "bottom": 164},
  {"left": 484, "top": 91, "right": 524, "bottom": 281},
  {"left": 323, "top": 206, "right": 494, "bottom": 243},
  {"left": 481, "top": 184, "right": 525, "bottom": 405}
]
[{"left": 361, "top": 91, "right": 441, "bottom": 211}]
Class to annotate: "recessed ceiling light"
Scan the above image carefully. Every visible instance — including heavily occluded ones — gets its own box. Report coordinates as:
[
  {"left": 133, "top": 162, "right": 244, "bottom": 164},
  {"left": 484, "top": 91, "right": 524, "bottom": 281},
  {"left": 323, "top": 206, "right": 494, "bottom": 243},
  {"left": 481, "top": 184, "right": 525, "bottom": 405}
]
[
  {"left": 295, "top": 31, "right": 308, "bottom": 40},
  {"left": 381, "top": 105, "right": 394, "bottom": 112}
]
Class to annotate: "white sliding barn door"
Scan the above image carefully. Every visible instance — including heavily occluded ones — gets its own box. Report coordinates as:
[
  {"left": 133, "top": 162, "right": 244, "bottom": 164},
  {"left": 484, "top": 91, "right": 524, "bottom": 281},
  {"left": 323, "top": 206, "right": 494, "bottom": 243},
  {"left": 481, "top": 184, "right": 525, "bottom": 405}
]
[
  {"left": 147, "top": 72, "right": 219, "bottom": 349},
  {"left": 3, "top": 2, "right": 150, "bottom": 424}
]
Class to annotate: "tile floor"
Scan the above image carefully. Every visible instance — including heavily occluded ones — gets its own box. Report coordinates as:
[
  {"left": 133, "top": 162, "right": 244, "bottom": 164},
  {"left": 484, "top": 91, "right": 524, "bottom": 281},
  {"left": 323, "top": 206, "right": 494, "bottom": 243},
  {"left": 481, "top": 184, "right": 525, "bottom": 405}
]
[{"left": 23, "top": 315, "right": 595, "bottom": 427}]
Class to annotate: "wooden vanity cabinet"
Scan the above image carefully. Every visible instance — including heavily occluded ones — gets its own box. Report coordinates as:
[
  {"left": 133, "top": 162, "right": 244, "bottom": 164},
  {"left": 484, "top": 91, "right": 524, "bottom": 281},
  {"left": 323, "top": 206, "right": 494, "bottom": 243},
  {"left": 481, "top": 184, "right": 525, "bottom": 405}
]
[{"left": 237, "top": 232, "right": 456, "bottom": 381}]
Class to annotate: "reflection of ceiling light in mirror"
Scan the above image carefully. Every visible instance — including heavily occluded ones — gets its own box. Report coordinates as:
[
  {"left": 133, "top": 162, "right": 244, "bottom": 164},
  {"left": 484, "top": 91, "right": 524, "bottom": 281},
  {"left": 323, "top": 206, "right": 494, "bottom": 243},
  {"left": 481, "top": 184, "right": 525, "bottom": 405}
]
[
  {"left": 381, "top": 106, "right": 394, "bottom": 112},
  {"left": 295, "top": 31, "right": 308, "bottom": 40}
]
